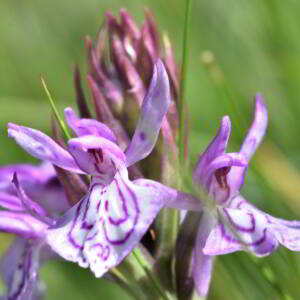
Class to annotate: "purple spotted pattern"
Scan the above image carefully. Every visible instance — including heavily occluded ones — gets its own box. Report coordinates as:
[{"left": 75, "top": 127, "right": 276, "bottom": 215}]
[
  {"left": 8, "top": 59, "right": 174, "bottom": 278},
  {"left": 182, "top": 94, "right": 300, "bottom": 297},
  {"left": 46, "top": 167, "right": 168, "bottom": 277},
  {"left": 64, "top": 173, "right": 139, "bottom": 260}
]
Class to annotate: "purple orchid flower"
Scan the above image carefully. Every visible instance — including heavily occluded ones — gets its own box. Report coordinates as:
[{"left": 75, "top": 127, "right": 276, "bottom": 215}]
[
  {"left": 0, "top": 162, "right": 67, "bottom": 300},
  {"left": 186, "top": 94, "right": 300, "bottom": 297},
  {"left": 8, "top": 60, "right": 200, "bottom": 278}
]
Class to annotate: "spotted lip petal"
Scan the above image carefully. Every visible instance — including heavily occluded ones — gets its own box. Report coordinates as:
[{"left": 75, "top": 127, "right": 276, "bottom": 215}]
[
  {"left": 227, "top": 94, "right": 268, "bottom": 194},
  {"left": 64, "top": 107, "right": 117, "bottom": 142},
  {"left": 8, "top": 123, "right": 82, "bottom": 174},
  {"left": 67, "top": 135, "right": 126, "bottom": 180},
  {"left": 125, "top": 59, "right": 171, "bottom": 166},
  {"left": 204, "top": 196, "right": 300, "bottom": 255},
  {"left": 203, "top": 203, "right": 279, "bottom": 257},
  {"left": 193, "top": 116, "right": 231, "bottom": 185},
  {"left": 233, "top": 197, "right": 300, "bottom": 252},
  {"left": 46, "top": 168, "right": 171, "bottom": 277}
]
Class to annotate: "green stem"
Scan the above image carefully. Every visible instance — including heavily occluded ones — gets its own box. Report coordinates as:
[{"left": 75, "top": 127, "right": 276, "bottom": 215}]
[
  {"left": 179, "top": 0, "right": 193, "bottom": 164},
  {"left": 132, "top": 248, "right": 173, "bottom": 300},
  {"left": 155, "top": 207, "right": 179, "bottom": 290},
  {"left": 41, "top": 77, "right": 71, "bottom": 140},
  {"left": 110, "top": 268, "right": 144, "bottom": 300}
]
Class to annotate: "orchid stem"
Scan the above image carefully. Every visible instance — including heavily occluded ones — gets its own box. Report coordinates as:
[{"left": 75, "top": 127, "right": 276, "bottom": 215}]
[
  {"left": 41, "top": 77, "right": 71, "bottom": 141},
  {"left": 132, "top": 248, "right": 172, "bottom": 300},
  {"left": 179, "top": 0, "right": 193, "bottom": 164}
]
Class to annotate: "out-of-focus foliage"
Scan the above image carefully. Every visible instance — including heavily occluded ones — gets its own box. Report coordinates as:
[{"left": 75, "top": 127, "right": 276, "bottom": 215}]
[{"left": 1, "top": 0, "right": 300, "bottom": 299}]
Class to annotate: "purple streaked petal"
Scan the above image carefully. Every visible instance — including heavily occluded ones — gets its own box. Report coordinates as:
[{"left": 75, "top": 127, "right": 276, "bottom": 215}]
[
  {"left": 125, "top": 59, "right": 171, "bottom": 166},
  {"left": 227, "top": 94, "right": 268, "bottom": 194},
  {"left": 227, "top": 194, "right": 255, "bottom": 210},
  {"left": 68, "top": 135, "right": 126, "bottom": 179},
  {"left": 0, "top": 192, "right": 24, "bottom": 211},
  {"left": 8, "top": 123, "right": 82, "bottom": 173},
  {"left": 229, "top": 195, "right": 300, "bottom": 252},
  {"left": 203, "top": 207, "right": 278, "bottom": 256},
  {"left": 64, "top": 107, "right": 117, "bottom": 142},
  {"left": 0, "top": 238, "right": 43, "bottom": 300},
  {"left": 193, "top": 116, "right": 231, "bottom": 184},
  {"left": 259, "top": 214, "right": 300, "bottom": 252},
  {"left": 47, "top": 168, "right": 167, "bottom": 277},
  {"left": 0, "top": 211, "right": 47, "bottom": 239}
]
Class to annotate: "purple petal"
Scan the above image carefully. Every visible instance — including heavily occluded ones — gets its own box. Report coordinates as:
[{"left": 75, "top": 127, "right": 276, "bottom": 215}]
[
  {"left": 8, "top": 123, "right": 82, "bottom": 173},
  {"left": 0, "top": 192, "right": 24, "bottom": 211},
  {"left": 46, "top": 168, "right": 167, "bottom": 277},
  {"left": 0, "top": 211, "right": 47, "bottom": 238},
  {"left": 205, "top": 153, "right": 247, "bottom": 181},
  {"left": 0, "top": 238, "right": 43, "bottom": 300},
  {"left": 240, "top": 94, "right": 268, "bottom": 160},
  {"left": 0, "top": 162, "right": 69, "bottom": 214},
  {"left": 29, "top": 176, "right": 70, "bottom": 215},
  {"left": 64, "top": 107, "right": 117, "bottom": 142},
  {"left": 228, "top": 195, "right": 300, "bottom": 252},
  {"left": 68, "top": 135, "right": 126, "bottom": 179},
  {"left": 195, "top": 152, "right": 247, "bottom": 204},
  {"left": 227, "top": 94, "right": 268, "bottom": 194},
  {"left": 264, "top": 215, "right": 300, "bottom": 251},
  {"left": 193, "top": 252, "right": 213, "bottom": 297},
  {"left": 203, "top": 206, "right": 278, "bottom": 257},
  {"left": 203, "top": 153, "right": 247, "bottom": 205},
  {"left": 133, "top": 178, "right": 203, "bottom": 211},
  {"left": 193, "top": 116, "right": 231, "bottom": 184},
  {"left": 12, "top": 173, "right": 48, "bottom": 218},
  {"left": 193, "top": 212, "right": 215, "bottom": 297},
  {"left": 125, "top": 59, "right": 171, "bottom": 166},
  {"left": 0, "top": 162, "right": 56, "bottom": 192}
]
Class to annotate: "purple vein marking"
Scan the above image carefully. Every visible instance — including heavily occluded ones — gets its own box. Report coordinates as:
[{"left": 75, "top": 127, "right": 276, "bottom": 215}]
[
  {"left": 224, "top": 209, "right": 255, "bottom": 233},
  {"left": 9, "top": 244, "right": 32, "bottom": 300},
  {"left": 107, "top": 178, "right": 128, "bottom": 225},
  {"left": 220, "top": 223, "right": 267, "bottom": 247},
  {"left": 103, "top": 174, "right": 139, "bottom": 245},
  {"left": 68, "top": 200, "right": 85, "bottom": 250}
]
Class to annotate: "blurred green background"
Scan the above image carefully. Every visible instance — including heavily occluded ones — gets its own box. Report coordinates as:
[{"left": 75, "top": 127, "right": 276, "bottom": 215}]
[{"left": 1, "top": 0, "right": 300, "bottom": 299}]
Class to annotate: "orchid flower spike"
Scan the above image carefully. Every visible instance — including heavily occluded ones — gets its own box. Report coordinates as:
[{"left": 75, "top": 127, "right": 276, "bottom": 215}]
[
  {"left": 8, "top": 60, "right": 200, "bottom": 278},
  {"left": 0, "top": 162, "right": 67, "bottom": 300},
  {"left": 178, "top": 94, "right": 300, "bottom": 297}
]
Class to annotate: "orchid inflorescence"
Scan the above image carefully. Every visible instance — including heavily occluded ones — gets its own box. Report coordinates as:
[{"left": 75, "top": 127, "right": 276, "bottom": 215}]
[{"left": 1, "top": 9, "right": 300, "bottom": 300}]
